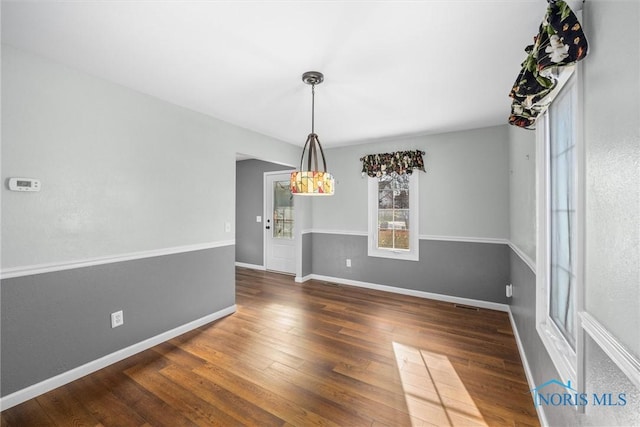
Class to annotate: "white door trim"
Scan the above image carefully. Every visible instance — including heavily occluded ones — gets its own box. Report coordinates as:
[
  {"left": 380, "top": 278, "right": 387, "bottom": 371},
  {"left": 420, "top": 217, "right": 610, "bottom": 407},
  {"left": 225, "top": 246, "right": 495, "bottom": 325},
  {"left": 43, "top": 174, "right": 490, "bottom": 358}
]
[{"left": 263, "top": 171, "right": 297, "bottom": 274}]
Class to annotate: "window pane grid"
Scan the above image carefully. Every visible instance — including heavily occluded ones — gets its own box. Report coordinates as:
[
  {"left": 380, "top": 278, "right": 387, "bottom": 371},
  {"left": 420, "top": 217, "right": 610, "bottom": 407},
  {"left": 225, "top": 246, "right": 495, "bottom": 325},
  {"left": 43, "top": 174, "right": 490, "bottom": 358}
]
[
  {"left": 377, "top": 175, "right": 410, "bottom": 251},
  {"left": 548, "top": 84, "right": 576, "bottom": 350},
  {"left": 273, "top": 181, "right": 294, "bottom": 239}
]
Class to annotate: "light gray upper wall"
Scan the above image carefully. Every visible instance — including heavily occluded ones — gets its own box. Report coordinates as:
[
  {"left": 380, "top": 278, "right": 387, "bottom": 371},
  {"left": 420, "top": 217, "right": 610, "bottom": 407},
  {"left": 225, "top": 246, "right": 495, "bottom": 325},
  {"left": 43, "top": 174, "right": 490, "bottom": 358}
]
[
  {"left": 508, "top": 126, "right": 536, "bottom": 262},
  {"left": 311, "top": 126, "right": 510, "bottom": 239},
  {"left": 235, "top": 159, "right": 293, "bottom": 266},
  {"left": 583, "top": 0, "right": 639, "bottom": 357},
  {"left": 1, "top": 45, "right": 299, "bottom": 269}
]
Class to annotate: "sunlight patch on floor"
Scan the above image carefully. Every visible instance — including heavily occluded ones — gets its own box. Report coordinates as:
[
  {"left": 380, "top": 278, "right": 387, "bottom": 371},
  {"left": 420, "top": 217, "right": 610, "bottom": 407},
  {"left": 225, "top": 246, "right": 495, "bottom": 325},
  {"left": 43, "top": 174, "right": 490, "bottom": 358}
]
[{"left": 392, "top": 342, "right": 488, "bottom": 427}]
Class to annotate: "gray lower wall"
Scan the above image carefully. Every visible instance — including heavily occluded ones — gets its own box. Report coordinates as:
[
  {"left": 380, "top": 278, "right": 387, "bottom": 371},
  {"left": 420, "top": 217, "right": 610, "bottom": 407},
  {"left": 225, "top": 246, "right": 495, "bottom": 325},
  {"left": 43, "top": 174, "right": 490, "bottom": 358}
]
[
  {"left": 508, "top": 248, "right": 559, "bottom": 397},
  {"left": 0, "top": 245, "right": 235, "bottom": 397},
  {"left": 509, "top": 248, "right": 640, "bottom": 426},
  {"left": 302, "top": 232, "right": 312, "bottom": 278},
  {"left": 235, "top": 159, "right": 293, "bottom": 266},
  {"left": 311, "top": 233, "right": 509, "bottom": 304}
]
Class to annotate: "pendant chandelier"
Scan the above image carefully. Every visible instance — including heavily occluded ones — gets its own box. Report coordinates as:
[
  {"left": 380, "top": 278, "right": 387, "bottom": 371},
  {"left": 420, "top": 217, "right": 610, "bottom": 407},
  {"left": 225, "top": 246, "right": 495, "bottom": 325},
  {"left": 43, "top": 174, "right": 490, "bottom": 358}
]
[{"left": 290, "top": 71, "right": 335, "bottom": 196}]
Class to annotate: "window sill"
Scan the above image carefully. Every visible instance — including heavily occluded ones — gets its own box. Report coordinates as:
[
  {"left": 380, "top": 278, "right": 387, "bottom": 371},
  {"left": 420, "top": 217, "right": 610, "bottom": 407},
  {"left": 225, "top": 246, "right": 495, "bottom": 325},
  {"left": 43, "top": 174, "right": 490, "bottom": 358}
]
[
  {"left": 367, "top": 247, "right": 419, "bottom": 262},
  {"left": 537, "top": 319, "right": 577, "bottom": 384}
]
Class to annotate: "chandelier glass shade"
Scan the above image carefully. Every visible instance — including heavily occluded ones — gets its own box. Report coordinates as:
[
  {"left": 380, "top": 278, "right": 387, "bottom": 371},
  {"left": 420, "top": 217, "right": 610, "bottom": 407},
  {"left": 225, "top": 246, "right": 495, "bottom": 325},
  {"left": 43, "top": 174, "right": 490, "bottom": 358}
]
[{"left": 290, "top": 71, "right": 334, "bottom": 196}]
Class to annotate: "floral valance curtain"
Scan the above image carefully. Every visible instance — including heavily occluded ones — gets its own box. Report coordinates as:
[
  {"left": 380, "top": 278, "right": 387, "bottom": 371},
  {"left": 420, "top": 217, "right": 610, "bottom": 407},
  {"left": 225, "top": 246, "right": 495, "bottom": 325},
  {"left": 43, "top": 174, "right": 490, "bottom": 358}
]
[
  {"left": 360, "top": 150, "right": 426, "bottom": 178},
  {"left": 509, "top": 0, "right": 588, "bottom": 129}
]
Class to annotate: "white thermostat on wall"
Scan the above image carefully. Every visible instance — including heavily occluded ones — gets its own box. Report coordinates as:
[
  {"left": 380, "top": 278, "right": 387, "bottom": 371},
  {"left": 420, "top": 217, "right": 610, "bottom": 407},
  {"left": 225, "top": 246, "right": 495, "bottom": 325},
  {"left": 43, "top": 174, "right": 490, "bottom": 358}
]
[{"left": 8, "top": 177, "right": 41, "bottom": 192}]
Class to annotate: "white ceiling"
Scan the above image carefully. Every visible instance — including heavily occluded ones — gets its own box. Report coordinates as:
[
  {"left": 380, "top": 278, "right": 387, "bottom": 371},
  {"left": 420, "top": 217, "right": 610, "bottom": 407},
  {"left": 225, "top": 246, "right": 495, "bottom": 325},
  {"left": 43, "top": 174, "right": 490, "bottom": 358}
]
[{"left": 2, "top": 1, "right": 550, "bottom": 148}]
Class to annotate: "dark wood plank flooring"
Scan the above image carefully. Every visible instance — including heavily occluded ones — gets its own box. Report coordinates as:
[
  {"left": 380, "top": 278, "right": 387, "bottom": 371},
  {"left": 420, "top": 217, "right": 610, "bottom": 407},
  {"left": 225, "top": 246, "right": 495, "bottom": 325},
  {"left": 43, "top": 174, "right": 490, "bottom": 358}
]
[{"left": 1, "top": 268, "right": 539, "bottom": 426}]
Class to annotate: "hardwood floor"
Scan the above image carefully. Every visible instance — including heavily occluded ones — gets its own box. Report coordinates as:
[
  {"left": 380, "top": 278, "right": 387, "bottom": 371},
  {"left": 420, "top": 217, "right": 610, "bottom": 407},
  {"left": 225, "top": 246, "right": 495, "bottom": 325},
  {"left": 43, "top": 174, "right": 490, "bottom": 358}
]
[{"left": 1, "top": 268, "right": 539, "bottom": 426}]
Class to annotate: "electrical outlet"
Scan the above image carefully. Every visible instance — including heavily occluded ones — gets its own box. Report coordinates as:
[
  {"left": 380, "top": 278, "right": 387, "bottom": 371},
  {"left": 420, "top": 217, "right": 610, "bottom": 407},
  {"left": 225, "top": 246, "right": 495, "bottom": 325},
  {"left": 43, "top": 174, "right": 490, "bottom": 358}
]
[
  {"left": 225, "top": 222, "right": 231, "bottom": 232},
  {"left": 346, "top": 258, "right": 352, "bottom": 267},
  {"left": 506, "top": 284, "right": 513, "bottom": 298},
  {"left": 256, "top": 216, "right": 262, "bottom": 223},
  {"left": 111, "top": 310, "right": 124, "bottom": 328}
]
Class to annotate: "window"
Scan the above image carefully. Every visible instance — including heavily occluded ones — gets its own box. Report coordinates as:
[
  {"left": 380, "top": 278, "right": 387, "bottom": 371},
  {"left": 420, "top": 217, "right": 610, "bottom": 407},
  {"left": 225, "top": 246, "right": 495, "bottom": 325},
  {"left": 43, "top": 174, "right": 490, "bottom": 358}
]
[
  {"left": 273, "top": 180, "right": 294, "bottom": 239},
  {"left": 549, "top": 83, "right": 577, "bottom": 349},
  {"left": 368, "top": 173, "right": 419, "bottom": 261},
  {"left": 536, "top": 70, "right": 583, "bottom": 384}
]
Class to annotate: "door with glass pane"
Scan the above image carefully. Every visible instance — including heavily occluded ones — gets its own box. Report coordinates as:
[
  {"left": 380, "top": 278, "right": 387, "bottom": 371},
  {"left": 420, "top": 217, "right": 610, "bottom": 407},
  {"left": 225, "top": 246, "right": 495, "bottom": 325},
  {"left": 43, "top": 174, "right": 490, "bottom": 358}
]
[{"left": 265, "top": 172, "right": 296, "bottom": 274}]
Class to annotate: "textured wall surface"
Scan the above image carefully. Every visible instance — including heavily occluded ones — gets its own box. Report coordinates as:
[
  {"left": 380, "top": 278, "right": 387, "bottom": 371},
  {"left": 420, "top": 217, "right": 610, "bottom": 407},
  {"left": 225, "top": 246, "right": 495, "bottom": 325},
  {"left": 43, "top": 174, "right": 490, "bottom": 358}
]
[
  {"left": 582, "top": 0, "right": 640, "bottom": 357},
  {"left": 508, "top": 3, "right": 640, "bottom": 425},
  {"left": 301, "top": 233, "right": 312, "bottom": 278},
  {"left": 236, "top": 159, "right": 293, "bottom": 266},
  {"left": 310, "top": 126, "right": 510, "bottom": 239},
  {"left": 1, "top": 246, "right": 235, "bottom": 396},
  {"left": 509, "top": 250, "right": 640, "bottom": 427},
  {"left": 508, "top": 126, "right": 536, "bottom": 262},
  {"left": 1, "top": 45, "right": 299, "bottom": 269},
  {"left": 312, "top": 233, "right": 509, "bottom": 303},
  {"left": 1, "top": 46, "right": 297, "bottom": 400}
]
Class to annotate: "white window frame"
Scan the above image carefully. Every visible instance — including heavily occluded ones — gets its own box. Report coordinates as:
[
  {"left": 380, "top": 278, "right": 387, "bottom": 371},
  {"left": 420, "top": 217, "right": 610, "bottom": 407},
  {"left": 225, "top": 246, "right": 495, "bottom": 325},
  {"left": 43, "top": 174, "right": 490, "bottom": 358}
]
[
  {"left": 368, "top": 173, "right": 419, "bottom": 261},
  {"left": 536, "top": 68, "right": 585, "bottom": 387}
]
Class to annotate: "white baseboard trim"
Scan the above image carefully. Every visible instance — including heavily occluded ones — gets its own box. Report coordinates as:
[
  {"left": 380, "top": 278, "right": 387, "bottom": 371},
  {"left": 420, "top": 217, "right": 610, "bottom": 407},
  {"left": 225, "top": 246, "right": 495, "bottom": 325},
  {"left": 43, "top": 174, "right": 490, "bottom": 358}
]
[
  {"left": 0, "top": 305, "right": 237, "bottom": 411},
  {"left": 1, "top": 241, "right": 236, "bottom": 280},
  {"left": 508, "top": 308, "right": 548, "bottom": 427},
  {"left": 306, "top": 274, "right": 509, "bottom": 312},
  {"left": 580, "top": 312, "right": 640, "bottom": 391},
  {"left": 235, "top": 262, "right": 266, "bottom": 271},
  {"left": 295, "top": 274, "right": 312, "bottom": 283}
]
